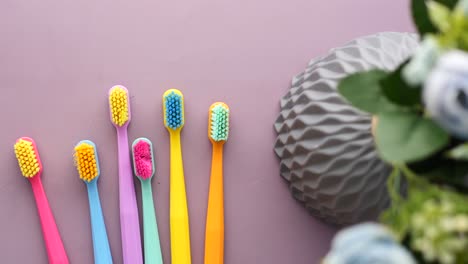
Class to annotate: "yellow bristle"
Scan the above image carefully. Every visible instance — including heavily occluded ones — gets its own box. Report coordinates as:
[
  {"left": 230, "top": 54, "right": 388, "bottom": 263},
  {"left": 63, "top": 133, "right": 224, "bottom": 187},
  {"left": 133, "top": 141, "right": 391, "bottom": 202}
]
[
  {"left": 14, "top": 139, "right": 40, "bottom": 178},
  {"left": 109, "top": 86, "right": 129, "bottom": 127},
  {"left": 74, "top": 143, "right": 99, "bottom": 182}
]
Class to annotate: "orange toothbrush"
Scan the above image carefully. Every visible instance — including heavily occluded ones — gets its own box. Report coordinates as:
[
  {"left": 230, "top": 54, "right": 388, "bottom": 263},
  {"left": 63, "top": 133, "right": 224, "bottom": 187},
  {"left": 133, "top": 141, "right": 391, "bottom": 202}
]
[{"left": 204, "top": 102, "right": 230, "bottom": 264}]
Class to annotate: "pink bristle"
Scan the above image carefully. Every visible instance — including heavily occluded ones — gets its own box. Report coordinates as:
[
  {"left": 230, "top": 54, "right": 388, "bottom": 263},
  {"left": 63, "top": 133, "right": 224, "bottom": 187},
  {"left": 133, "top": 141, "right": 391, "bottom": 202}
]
[{"left": 133, "top": 140, "right": 153, "bottom": 179}]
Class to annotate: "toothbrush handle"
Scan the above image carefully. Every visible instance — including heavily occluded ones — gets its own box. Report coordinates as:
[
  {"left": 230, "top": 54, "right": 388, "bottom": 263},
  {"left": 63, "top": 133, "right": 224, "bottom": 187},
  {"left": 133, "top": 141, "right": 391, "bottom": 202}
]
[
  {"left": 204, "top": 143, "right": 225, "bottom": 264},
  {"left": 29, "top": 176, "right": 69, "bottom": 264},
  {"left": 141, "top": 180, "right": 164, "bottom": 264},
  {"left": 117, "top": 128, "right": 143, "bottom": 264},
  {"left": 169, "top": 131, "right": 192, "bottom": 264},
  {"left": 87, "top": 181, "right": 113, "bottom": 264}
]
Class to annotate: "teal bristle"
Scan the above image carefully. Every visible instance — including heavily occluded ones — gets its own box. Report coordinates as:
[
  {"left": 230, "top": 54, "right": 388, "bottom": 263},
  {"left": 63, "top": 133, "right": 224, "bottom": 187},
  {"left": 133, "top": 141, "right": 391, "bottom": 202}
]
[
  {"left": 210, "top": 104, "right": 229, "bottom": 142},
  {"left": 165, "top": 91, "right": 184, "bottom": 130}
]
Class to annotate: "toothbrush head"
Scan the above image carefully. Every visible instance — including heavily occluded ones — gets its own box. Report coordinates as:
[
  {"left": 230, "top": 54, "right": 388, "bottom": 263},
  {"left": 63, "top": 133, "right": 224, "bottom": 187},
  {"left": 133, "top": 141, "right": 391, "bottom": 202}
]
[
  {"left": 108, "top": 85, "right": 131, "bottom": 127},
  {"left": 132, "top": 138, "right": 155, "bottom": 181},
  {"left": 74, "top": 140, "right": 100, "bottom": 183},
  {"left": 14, "top": 137, "right": 43, "bottom": 178},
  {"left": 208, "top": 102, "right": 230, "bottom": 143},
  {"left": 163, "top": 89, "right": 184, "bottom": 131}
]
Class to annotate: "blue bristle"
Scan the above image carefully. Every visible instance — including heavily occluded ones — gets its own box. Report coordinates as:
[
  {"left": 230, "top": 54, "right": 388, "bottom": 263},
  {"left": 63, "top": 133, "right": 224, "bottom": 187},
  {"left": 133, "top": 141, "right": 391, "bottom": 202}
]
[{"left": 165, "top": 91, "right": 183, "bottom": 129}]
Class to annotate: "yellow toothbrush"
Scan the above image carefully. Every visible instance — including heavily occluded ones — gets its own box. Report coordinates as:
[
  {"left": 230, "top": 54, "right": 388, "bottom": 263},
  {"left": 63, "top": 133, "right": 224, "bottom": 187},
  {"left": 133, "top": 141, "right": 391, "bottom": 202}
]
[{"left": 163, "top": 89, "right": 191, "bottom": 264}]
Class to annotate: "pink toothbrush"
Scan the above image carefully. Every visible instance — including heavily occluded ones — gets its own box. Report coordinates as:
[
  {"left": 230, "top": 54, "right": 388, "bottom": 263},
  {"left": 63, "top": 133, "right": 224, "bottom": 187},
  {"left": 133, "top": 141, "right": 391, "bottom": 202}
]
[
  {"left": 108, "top": 85, "right": 143, "bottom": 264},
  {"left": 14, "top": 137, "right": 69, "bottom": 264}
]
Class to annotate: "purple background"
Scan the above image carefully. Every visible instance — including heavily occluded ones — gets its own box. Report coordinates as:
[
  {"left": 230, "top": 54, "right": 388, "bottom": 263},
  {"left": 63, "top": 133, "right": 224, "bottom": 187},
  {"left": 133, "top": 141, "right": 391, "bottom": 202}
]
[{"left": 0, "top": 1, "right": 413, "bottom": 263}]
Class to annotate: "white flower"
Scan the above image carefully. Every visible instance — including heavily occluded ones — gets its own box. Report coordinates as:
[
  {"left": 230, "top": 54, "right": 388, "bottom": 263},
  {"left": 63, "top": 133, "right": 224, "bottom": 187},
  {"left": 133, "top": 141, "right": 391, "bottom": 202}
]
[
  {"left": 411, "top": 214, "right": 426, "bottom": 228},
  {"left": 454, "top": 215, "right": 468, "bottom": 232},
  {"left": 409, "top": 198, "right": 468, "bottom": 263},
  {"left": 456, "top": 0, "right": 468, "bottom": 16},
  {"left": 426, "top": 226, "right": 440, "bottom": 239},
  {"left": 440, "top": 217, "right": 454, "bottom": 232},
  {"left": 441, "top": 201, "right": 454, "bottom": 213},
  {"left": 440, "top": 251, "right": 455, "bottom": 264},
  {"left": 403, "top": 37, "right": 440, "bottom": 86},
  {"left": 423, "top": 50, "right": 468, "bottom": 139}
]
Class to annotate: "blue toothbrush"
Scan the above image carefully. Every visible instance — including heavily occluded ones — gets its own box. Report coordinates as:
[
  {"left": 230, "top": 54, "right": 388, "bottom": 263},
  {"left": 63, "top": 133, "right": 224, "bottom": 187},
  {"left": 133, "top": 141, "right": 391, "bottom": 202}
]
[{"left": 74, "top": 140, "right": 113, "bottom": 264}]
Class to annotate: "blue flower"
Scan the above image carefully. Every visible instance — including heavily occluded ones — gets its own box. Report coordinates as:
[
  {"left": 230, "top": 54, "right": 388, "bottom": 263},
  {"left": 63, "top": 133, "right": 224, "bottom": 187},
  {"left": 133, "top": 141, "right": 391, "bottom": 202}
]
[
  {"left": 424, "top": 51, "right": 468, "bottom": 139},
  {"left": 323, "top": 223, "right": 416, "bottom": 264}
]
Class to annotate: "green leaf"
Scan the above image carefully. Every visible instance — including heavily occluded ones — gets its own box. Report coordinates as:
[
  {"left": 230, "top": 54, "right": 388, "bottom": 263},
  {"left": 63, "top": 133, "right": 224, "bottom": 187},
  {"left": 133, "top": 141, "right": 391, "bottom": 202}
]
[
  {"left": 438, "top": 0, "right": 460, "bottom": 10},
  {"left": 412, "top": 0, "right": 438, "bottom": 34},
  {"left": 427, "top": 1, "right": 452, "bottom": 32},
  {"left": 338, "top": 70, "right": 397, "bottom": 114},
  {"left": 381, "top": 61, "right": 422, "bottom": 106},
  {"left": 447, "top": 143, "right": 468, "bottom": 160},
  {"left": 409, "top": 154, "right": 468, "bottom": 191},
  {"left": 459, "top": 32, "right": 468, "bottom": 49},
  {"left": 411, "top": 0, "right": 457, "bottom": 34},
  {"left": 376, "top": 111, "right": 450, "bottom": 163}
]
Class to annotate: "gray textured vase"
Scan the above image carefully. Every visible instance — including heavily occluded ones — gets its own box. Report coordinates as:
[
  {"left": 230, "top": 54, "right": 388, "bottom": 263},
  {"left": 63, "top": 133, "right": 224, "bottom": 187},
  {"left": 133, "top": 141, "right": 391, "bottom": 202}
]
[{"left": 274, "top": 32, "right": 418, "bottom": 225}]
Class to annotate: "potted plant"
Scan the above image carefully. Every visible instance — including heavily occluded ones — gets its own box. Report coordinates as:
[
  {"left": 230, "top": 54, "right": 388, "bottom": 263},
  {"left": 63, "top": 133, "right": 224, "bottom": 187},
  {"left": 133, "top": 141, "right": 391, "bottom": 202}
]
[{"left": 323, "top": 1, "right": 468, "bottom": 263}]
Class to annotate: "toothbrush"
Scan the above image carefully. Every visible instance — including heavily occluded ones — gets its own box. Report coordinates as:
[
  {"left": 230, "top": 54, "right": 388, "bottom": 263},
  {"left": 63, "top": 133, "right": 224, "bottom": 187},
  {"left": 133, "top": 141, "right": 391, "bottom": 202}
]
[
  {"left": 108, "top": 85, "right": 143, "bottom": 264},
  {"left": 204, "top": 103, "right": 230, "bottom": 264},
  {"left": 132, "top": 138, "right": 164, "bottom": 264},
  {"left": 14, "top": 137, "right": 69, "bottom": 264},
  {"left": 163, "top": 89, "right": 192, "bottom": 264},
  {"left": 74, "top": 140, "right": 113, "bottom": 264}
]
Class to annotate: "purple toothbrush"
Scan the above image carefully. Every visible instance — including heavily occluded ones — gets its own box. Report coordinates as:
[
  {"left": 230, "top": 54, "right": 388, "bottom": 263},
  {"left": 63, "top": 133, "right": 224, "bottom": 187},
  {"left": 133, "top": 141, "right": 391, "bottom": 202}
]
[{"left": 108, "top": 85, "right": 143, "bottom": 264}]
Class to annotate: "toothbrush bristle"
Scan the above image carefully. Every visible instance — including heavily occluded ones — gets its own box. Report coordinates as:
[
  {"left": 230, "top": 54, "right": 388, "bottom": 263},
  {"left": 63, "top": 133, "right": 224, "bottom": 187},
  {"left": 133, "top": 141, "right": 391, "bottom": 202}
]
[
  {"left": 74, "top": 141, "right": 100, "bottom": 182},
  {"left": 132, "top": 139, "right": 154, "bottom": 180},
  {"left": 163, "top": 89, "right": 184, "bottom": 130},
  {"left": 109, "top": 86, "right": 130, "bottom": 127},
  {"left": 209, "top": 103, "right": 230, "bottom": 142},
  {"left": 14, "top": 137, "right": 42, "bottom": 178}
]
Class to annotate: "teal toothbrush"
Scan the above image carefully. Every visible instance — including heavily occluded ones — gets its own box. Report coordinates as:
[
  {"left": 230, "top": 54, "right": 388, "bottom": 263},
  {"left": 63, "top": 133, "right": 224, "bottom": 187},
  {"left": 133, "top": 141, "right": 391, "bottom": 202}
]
[{"left": 132, "top": 138, "right": 163, "bottom": 264}]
